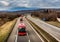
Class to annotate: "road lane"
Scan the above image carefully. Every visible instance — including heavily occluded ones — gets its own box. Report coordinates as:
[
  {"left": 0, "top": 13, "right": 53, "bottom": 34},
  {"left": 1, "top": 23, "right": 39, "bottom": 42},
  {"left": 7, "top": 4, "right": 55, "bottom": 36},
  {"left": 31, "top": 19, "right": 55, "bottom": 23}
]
[
  {"left": 17, "top": 18, "right": 29, "bottom": 42},
  {"left": 8, "top": 17, "right": 29, "bottom": 42},
  {"left": 17, "top": 36, "right": 28, "bottom": 42},
  {"left": 8, "top": 17, "right": 43, "bottom": 42},
  {"left": 23, "top": 17, "right": 43, "bottom": 42},
  {"left": 7, "top": 18, "right": 20, "bottom": 42},
  {"left": 57, "top": 18, "right": 60, "bottom": 22},
  {"left": 27, "top": 15, "right": 60, "bottom": 41}
]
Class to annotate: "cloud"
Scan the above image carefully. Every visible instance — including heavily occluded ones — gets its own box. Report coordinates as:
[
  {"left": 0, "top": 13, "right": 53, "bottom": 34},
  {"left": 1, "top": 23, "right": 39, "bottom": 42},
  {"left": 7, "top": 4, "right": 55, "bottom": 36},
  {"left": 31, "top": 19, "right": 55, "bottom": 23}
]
[
  {"left": 0, "top": 0, "right": 60, "bottom": 8},
  {"left": 17, "top": 3, "right": 30, "bottom": 7},
  {"left": 0, "top": 0, "right": 60, "bottom": 11},
  {"left": 47, "top": 0, "right": 59, "bottom": 3},
  {"left": 28, "top": 0, "right": 60, "bottom": 8},
  {"left": 0, "top": 1, "right": 9, "bottom": 6},
  {"left": 15, "top": 0, "right": 30, "bottom": 7}
]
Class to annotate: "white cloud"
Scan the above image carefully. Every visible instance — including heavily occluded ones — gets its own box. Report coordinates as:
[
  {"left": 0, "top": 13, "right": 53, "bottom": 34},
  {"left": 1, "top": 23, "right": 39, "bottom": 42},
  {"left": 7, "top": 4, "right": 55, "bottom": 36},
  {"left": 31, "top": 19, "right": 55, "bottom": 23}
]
[
  {"left": 0, "top": 1, "right": 9, "bottom": 6},
  {"left": 0, "top": 8, "right": 8, "bottom": 11},
  {"left": 0, "top": 0, "right": 60, "bottom": 11},
  {"left": 48, "top": 0, "right": 59, "bottom": 3},
  {"left": 17, "top": 3, "right": 30, "bottom": 7}
]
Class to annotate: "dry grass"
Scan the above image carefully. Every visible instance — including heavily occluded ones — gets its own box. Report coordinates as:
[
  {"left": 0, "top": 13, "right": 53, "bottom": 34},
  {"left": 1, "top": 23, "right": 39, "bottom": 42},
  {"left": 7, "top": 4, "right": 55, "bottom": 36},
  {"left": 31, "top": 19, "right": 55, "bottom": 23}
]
[
  {"left": 46, "top": 21, "right": 60, "bottom": 28},
  {"left": 0, "top": 19, "right": 16, "bottom": 42}
]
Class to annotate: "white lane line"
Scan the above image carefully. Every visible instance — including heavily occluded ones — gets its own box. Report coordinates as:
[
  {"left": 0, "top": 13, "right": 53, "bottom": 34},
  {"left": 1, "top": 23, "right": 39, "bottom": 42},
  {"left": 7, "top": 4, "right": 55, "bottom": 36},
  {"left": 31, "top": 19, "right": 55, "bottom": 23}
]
[
  {"left": 15, "top": 35, "right": 17, "bottom": 42},
  {"left": 26, "top": 19, "right": 44, "bottom": 42},
  {"left": 27, "top": 33, "right": 31, "bottom": 42},
  {"left": 29, "top": 40, "right": 30, "bottom": 42},
  {"left": 15, "top": 30, "right": 18, "bottom": 42}
]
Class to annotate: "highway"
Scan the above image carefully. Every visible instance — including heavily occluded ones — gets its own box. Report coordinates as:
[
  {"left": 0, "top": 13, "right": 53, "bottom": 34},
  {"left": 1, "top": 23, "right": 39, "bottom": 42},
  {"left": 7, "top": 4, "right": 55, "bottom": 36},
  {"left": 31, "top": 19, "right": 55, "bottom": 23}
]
[
  {"left": 7, "top": 17, "right": 43, "bottom": 42},
  {"left": 17, "top": 17, "right": 43, "bottom": 42},
  {"left": 27, "top": 15, "right": 60, "bottom": 42},
  {"left": 57, "top": 18, "right": 60, "bottom": 22},
  {"left": 7, "top": 18, "right": 20, "bottom": 42}
]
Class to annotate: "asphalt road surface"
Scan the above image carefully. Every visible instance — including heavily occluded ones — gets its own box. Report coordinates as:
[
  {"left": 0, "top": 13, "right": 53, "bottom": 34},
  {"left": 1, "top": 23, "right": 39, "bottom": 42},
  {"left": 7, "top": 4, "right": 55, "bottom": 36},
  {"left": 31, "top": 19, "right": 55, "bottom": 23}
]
[
  {"left": 17, "top": 36, "right": 28, "bottom": 42},
  {"left": 17, "top": 17, "right": 43, "bottom": 42},
  {"left": 7, "top": 18, "right": 20, "bottom": 42},
  {"left": 57, "top": 18, "right": 60, "bottom": 22},
  {"left": 7, "top": 17, "right": 43, "bottom": 42},
  {"left": 27, "top": 15, "right": 60, "bottom": 41}
]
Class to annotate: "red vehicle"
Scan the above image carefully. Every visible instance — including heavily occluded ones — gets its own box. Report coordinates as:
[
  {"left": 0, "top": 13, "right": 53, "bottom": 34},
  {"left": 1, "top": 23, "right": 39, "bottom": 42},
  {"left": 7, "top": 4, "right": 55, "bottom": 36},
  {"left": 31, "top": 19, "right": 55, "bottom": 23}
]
[{"left": 18, "top": 23, "right": 26, "bottom": 36}]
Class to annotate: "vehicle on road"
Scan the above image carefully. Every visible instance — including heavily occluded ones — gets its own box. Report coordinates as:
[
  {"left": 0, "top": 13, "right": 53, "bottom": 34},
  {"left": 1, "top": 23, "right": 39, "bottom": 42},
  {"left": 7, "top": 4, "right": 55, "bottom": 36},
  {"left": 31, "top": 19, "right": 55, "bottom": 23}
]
[
  {"left": 20, "top": 18, "right": 23, "bottom": 21},
  {"left": 20, "top": 16, "right": 24, "bottom": 22},
  {"left": 18, "top": 23, "right": 26, "bottom": 36}
]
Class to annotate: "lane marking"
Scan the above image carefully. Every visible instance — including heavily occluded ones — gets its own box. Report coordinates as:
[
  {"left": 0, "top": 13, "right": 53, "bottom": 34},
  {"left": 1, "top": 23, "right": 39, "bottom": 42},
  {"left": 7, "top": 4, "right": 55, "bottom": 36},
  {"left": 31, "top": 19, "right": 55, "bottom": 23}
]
[
  {"left": 15, "top": 30, "right": 18, "bottom": 42},
  {"left": 27, "top": 33, "right": 31, "bottom": 42},
  {"left": 15, "top": 35, "right": 17, "bottom": 42},
  {"left": 29, "top": 40, "right": 30, "bottom": 42},
  {"left": 25, "top": 18, "right": 44, "bottom": 42}
]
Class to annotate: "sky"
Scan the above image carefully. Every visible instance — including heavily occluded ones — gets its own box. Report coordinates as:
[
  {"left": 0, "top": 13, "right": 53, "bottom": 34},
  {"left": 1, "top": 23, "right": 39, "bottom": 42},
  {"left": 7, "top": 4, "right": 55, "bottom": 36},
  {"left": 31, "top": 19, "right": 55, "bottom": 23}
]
[{"left": 0, "top": 0, "right": 60, "bottom": 11}]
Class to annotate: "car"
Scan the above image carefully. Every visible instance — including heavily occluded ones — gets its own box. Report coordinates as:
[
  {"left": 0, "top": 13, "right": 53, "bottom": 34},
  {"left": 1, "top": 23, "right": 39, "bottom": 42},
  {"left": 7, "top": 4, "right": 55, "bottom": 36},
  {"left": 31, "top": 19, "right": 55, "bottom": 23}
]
[
  {"left": 18, "top": 23, "right": 26, "bottom": 36},
  {"left": 20, "top": 18, "right": 23, "bottom": 22},
  {"left": 18, "top": 28, "right": 26, "bottom": 36}
]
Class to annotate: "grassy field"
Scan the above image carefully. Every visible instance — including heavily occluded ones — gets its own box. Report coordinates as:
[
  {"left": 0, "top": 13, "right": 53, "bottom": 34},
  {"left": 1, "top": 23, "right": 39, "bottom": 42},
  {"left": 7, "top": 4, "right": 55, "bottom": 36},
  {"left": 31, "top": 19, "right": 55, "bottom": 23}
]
[
  {"left": 0, "top": 19, "right": 16, "bottom": 42},
  {"left": 46, "top": 21, "right": 60, "bottom": 28}
]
